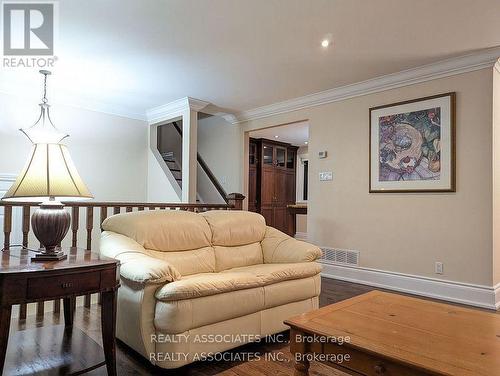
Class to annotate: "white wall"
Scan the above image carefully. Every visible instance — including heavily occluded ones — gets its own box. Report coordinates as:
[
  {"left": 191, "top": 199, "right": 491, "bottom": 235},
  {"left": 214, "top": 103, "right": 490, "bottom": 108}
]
[
  {"left": 0, "top": 93, "right": 148, "bottom": 201},
  {"left": 198, "top": 115, "right": 243, "bottom": 194},
  {"left": 147, "top": 123, "right": 182, "bottom": 202},
  {"left": 242, "top": 69, "right": 496, "bottom": 287}
]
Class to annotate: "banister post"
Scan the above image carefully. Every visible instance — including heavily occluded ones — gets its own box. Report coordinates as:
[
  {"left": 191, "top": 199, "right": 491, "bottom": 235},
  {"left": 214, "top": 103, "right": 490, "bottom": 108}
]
[{"left": 227, "top": 193, "right": 245, "bottom": 210}]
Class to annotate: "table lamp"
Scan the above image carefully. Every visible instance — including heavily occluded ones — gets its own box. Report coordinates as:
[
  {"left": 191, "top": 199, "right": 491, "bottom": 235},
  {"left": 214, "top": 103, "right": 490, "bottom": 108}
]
[{"left": 2, "top": 70, "right": 93, "bottom": 261}]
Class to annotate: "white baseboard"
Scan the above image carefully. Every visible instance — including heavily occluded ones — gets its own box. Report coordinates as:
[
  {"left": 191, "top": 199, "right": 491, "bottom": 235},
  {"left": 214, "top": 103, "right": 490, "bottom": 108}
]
[
  {"left": 321, "top": 263, "right": 500, "bottom": 310},
  {"left": 495, "top": 282, "right": 500, "bottom": 310}
]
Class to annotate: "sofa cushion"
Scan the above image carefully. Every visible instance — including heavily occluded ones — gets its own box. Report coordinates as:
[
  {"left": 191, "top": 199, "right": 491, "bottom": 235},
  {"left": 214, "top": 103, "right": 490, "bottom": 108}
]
[
  {"left": 154, "top": 276, "right": 320, "bottom": 334},
  {"left": 263, "top": 274, "right": 321, "bottom": 309},
  {"left": 145, "top": 247, "right": 216, "bottom": 276},
  {"left": 100, "top": 231, "right": 181, "bottom": 283},
  {"left": 102, "top": 210, "right": 211, "bottom": 252},
  {"left": 155, "top": 272, "right": 262, "bottom": 301},
  {"left": 261, "top": 227, "right": 322, "bottom": 263},
  {"left": 154, "top": 287, "right": 265, "bottom": 334},
  {"left": 155, "top": 262, "right": 321, "bottom": 302},
  {"left": 201, "top": 210, "right": 266, "bottom": 246},
  {"left": 222, "top": 262, "right": 322, "bottom": 285},
  {"left": 214, "top": 242, "right": 263, "bottom": 272}
]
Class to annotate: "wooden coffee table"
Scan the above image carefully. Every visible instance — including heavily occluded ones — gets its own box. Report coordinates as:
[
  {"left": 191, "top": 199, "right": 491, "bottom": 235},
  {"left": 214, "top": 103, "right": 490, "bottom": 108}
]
[{"left": 285, "top": 290, "right": 500, "bottom": 376}]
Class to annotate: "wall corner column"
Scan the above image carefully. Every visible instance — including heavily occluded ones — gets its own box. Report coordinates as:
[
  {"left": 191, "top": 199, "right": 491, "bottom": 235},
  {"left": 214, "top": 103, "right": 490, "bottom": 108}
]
[{"left": 182, "top": 109, "right": 198, "bottom": 203}]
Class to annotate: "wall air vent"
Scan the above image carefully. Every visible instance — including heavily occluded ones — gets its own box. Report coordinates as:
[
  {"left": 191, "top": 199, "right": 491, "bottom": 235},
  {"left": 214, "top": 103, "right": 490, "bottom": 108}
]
[{"left": 320, "top": 247, "right": 359, "bottom": 266}]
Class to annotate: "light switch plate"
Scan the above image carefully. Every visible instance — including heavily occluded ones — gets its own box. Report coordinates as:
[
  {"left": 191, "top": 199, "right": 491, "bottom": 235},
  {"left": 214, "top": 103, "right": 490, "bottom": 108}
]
[{"left": 319, "top": 172, "right": 333, "bottom": 181}]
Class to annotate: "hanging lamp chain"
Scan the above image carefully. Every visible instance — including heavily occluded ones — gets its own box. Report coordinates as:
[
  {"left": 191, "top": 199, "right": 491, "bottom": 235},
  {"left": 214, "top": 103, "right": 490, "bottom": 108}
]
[
  {"left": 39, "top": 70, "right": 51, "bottom": 104},
  {"left": 42, "top": 73, "right": 47, "bottom": 103}
]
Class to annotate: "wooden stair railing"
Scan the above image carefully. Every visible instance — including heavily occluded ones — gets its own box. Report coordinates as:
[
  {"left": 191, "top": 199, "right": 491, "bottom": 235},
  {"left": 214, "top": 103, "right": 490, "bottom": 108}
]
[
  {"left": 172, "top": 121, "right": 229, "bottom": 203},
  {"left": 0, "top": 197, "right": 244, "bottom": 321}
]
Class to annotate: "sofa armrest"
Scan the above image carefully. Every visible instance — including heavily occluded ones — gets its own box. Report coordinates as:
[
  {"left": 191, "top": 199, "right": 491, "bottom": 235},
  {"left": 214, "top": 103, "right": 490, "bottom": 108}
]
[
  {"left": 101, "top": 231, "right": 181, "bottom": 284},
  {"left": 261, "top": 226, "right": 322, "bottom": 264}
]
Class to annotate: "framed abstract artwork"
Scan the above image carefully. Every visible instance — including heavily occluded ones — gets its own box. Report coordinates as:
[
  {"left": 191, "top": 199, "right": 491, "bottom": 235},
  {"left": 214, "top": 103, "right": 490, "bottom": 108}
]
[{"left": 369, "top": 92, "right": 456, "bottom": 192}]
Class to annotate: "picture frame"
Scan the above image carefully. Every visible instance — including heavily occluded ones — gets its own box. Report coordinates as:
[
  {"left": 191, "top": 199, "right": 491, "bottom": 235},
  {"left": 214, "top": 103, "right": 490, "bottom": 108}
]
[{"left": 369, "top": 92, "right": 456, "bottom": 193}]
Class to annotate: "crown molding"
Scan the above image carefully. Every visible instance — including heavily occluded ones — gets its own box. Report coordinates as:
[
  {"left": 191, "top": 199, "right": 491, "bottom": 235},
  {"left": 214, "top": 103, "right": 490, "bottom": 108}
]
[
  {"left": 146, "top": 97, "right": 210, "bottom": 124},
  {"left": 233, "top": 47, "right": 500, "bottom": 124},
  {"left": 58, "top": 96, "right": 148, "bottom": 121},
  {"left": 0, "top": 83, "right": 148, "bottom": 122},
  {"left": 218, "top": 113, "right": 239, "bottom": 124}
]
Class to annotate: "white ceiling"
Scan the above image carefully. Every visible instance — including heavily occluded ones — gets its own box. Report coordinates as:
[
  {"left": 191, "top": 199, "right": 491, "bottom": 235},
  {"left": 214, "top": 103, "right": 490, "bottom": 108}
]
[
  {"left": 1, "top": 0, "right": 500, "bottom": 120},
  {"left": 250, "top": 121, "right": 309, "bottom": 146}
]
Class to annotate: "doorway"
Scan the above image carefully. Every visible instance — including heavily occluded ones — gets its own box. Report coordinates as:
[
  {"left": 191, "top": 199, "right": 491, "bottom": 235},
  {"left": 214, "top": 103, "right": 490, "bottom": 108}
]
[{"left": 247, "top": 121, "right": 309, "bottom": 238}]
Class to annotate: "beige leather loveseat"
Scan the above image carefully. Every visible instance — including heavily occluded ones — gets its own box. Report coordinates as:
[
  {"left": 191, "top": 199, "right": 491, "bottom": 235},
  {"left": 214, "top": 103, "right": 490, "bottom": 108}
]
[{"left": 100, "top": 209, "right": 322, "bottom": 369}]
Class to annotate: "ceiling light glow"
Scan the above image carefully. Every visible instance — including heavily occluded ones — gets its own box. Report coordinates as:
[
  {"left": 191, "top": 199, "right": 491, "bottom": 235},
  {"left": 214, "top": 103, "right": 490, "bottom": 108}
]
[{"left": 321, "top": 39, "right": 330, "bottom": 48}]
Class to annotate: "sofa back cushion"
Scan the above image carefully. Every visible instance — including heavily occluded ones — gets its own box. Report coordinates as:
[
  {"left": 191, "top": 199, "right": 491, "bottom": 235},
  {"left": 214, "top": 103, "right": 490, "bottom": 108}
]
[
  {"left": 145, "top": 247, "right": 216, "bottom": 275},
  {"left": 102, "top": 210, "right": 212, "bottom": 252},
  {"left": 213, "top": 243, "right": 262, "bottom": 272},
  {"left": 202, "top": 211, "right": 266, "bottom": 271},
  {"left": 102, "top": 210, "right": 267, "bottom": 274},
  {"left": 201, "top": 210, "right": 266, "bottom": 246}
]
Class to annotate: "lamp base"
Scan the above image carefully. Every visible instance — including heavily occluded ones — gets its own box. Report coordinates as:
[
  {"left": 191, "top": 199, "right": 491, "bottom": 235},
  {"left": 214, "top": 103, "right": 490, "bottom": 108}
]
[
  {"left": 31, "top": 249, "right": 68, "bottom": 262},
  {"left": 31, "top": 200, "right": 70, "bottom": 262}
]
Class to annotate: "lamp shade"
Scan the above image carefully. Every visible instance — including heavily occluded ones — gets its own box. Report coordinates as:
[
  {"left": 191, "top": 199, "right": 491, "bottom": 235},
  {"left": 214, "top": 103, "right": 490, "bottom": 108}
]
[{"left": 2, "top": 143, "right": 93, "bottom": 202}]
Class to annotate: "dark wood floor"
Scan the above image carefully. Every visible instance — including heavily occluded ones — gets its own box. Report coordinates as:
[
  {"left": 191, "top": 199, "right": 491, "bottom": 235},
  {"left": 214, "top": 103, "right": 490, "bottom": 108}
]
[{"left": 7, "top": 278, "right": 498, "bottom": 375}]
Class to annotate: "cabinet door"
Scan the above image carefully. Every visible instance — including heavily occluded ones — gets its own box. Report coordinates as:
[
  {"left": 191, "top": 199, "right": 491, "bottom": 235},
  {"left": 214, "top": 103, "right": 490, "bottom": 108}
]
[
  {"left": 261, "top": 206, "right": 274, "bottom": 227},
  {"left": 262, "top": 144, "right": 274, "bottom": 168},
  {"left": 248, "top": 166, "right": 258, "bottom": 212},
  {"left": 273, "top": 206, "right": 287, "bottom": 233},
  {"left": 286, "top": 149, "right": 296, "bottom": 170},
  {"left": 274, "top": 170, "right": 287, "bottom": 205},
  {"left": 261, "top": 169, "right": 275, "bottom": 206},
  {"left": 285, "top": 171, "right": 296, "bottom": 203},
  {"left": 275, "top": 146, "right": 286, "bottom": 169},
  {"left": 249, "top": 142, "right": 257, "bottom": 166}
]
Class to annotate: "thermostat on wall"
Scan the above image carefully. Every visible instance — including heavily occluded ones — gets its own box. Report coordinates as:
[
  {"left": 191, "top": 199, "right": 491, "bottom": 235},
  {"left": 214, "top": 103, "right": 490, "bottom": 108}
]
[{"left": 318, "top": 151, "right": 327, "bottom": 159}]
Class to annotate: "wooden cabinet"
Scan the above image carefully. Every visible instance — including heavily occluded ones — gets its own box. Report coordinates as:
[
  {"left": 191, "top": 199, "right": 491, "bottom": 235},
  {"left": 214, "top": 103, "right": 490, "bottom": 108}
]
[
  {"left": 248, "top": 141, "right": 258, "bottom": 212},
  {"left": 249, "top": 138, "right": 298, "bottom": 235}
]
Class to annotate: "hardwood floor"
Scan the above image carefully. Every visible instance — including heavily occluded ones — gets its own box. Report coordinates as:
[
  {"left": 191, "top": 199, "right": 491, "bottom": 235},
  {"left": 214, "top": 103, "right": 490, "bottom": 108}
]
[{"left": 7, "top": 278, "right": 499, "bottom": 375}]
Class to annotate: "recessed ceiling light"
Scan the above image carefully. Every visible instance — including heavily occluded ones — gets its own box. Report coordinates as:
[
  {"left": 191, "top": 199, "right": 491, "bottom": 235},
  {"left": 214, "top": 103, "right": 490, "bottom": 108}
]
[
  {"left": 321, "top": 39, "right": 330, "bottom": 48},
  {"left": 274, "top": 135, "right": 279, "bottom": 139}
]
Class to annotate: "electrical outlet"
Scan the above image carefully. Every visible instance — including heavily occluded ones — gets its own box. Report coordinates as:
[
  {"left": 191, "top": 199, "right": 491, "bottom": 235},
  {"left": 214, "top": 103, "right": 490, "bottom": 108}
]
[
  {"left": 435, "top": 262, "right": 444, "bottom": 274},
  {"left": 319, "top": 172, "right": 333, "bottom": 181}
]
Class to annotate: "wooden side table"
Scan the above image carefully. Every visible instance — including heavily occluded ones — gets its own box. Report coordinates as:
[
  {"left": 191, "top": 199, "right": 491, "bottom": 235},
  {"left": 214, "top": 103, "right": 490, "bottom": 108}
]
[
  {"left": 287, "top": 204, "right": 307, "bottom": 237},
  {"left": 0, "top": 247, "right": 120, "bottom": 375}
]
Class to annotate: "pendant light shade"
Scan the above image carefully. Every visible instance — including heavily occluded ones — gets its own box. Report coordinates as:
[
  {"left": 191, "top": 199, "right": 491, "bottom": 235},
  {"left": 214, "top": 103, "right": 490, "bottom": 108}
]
[{"left": 2, "top": 143, "right": 93, "bottom": 202}]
